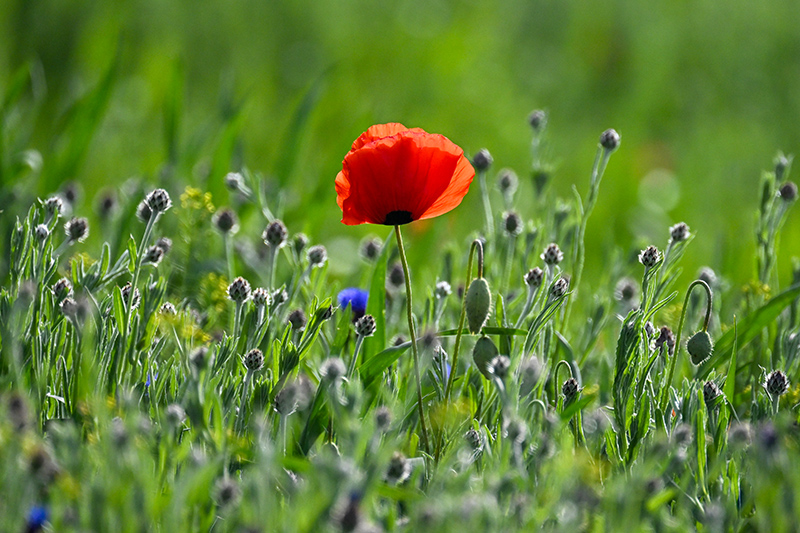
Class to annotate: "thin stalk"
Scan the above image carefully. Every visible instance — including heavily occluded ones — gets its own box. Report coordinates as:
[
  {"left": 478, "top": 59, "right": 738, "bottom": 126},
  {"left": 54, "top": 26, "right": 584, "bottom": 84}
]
[
  {"left": 478, "top": 170, "right": 495, "bottom": 238},
  {"left": 394, "top": 225, "right": 430, "bottom": 454},
  {"left": 223, "top": 233, "right": 235, "bottom": 283},
  {"left": 120, "top": 212, "right": 157, "bottom": 362},
  {"left": 347, "top": 334, "right": 366, "bottom": 379}
]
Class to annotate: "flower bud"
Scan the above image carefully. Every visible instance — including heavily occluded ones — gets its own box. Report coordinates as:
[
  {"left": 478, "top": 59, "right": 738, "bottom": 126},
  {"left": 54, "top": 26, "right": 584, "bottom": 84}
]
[
  {"left": 703, "top": 381, "right": 722, "bottom": 409},
  {"left": 562, "top": 377, "right": 580, "bottom": 406},
  {"left": 355, "top": 314, "right": 376, "bottom": 337},
  {"left": 44, "top": 196, "right": 63, "bottom": 218},
  {"left": 360, "top": 236, "right": 382, "bottom": 262},
  {"left": 145, "top": 188, "right": 172, "bottom": 213},
  {"left": 497, "top": 169, "right": 518, "bottom": 196},
  {"left": 779, "top": 182, "right": 798, "bottom": 202},
  {"left": 518, "top": 356, "right": 542, "bottom": 397},
  {"left": 212, "top": 208, "right": 239, "bottom": 234},
  {"left": 489, "top": 355, "right": 511, "bottom": 380},
  {"left": 550, "top": 277, "right": 569, "bottom": 299},
  {"left": 524, "top": 267, "right": 544, "bottom": 289},
  {"left": 64, "top": 217, "right": 89, "bottom": 243},
  {"left": 471, "top": 149, "right": 493, "bottom": 172},
  {"left": 307, "top": 244, "right": 327, "bottom": 267},
  {"left": 121, "top": 283, "right": 141, "bottom": 310},
  {"left": 143, "top": 245, "right": 164, "bottom": 266},
  {"left": 293, "top": 233, "right": 309, "bottom": 255},
  {"left": 435, "top": 280, "right": 452, "bottom": 299},
  {"left": 287, "top": 309, "right": 307, "bottom": 331},
  {"left": 252, "top": 288, "right": 271, "bottom": 307},
  {"left": 766, "top": 370, "right": 790, "bottom": 397},
  {"left": 320, "top": 357, "right": 346, "bottom": 383},
  {"left": 155, "top": 237, "right": 173, "bottom": 255},
  {"left": 159, "top": 302, "right": 176, "bottom": 315},
  {"left": 388, "top": 262, "right": 405, "bottom": 289},
  {"left": 465, "top": 277, "right": 492, "bottom": 334},
  {"left": 224, "top": 172, "right": 245, "bottom": 191},
  {"left": 638, "top": 245, "right": 660, "bottom": 268},
  {"left": 263, "top": 220, "right": 288, "bottom": 247},
  {"left": 53, "top": 278, "right": 73, "bottom": 303},
  {"left": 136, "top": 200, "right": 152, "bottom": 222},
  {"left": 541, "top": 243, "right": 563, "bottom": 266},
  {"left": 472, "top": 336, "right": 498, "bottom": 379},
  {"left": 669, "top": 222, "right": 690, "bottom": 242},
  {"left": 503, "top": 211, "right": 523, "bottom": 236},
  {"left": 227, "top": 277, "right": 251, "bottom": 303},
  {"left": 34, "top": 224, "right": 49, "bottom": 244},
  {"left": 374, "top": 406, "right": 392, "bottom": 431},
  {"left": 599, "top": 129, "right": 620, "bottom": 151},
  {"left": 687, "top": 330, "right": 713, "bottom": 365},
  {"left": 528, "top": 110, "right": 547, "bottom": 132},
  {"left": 243, "top": 348, "right": 264, "bottom": 372}
]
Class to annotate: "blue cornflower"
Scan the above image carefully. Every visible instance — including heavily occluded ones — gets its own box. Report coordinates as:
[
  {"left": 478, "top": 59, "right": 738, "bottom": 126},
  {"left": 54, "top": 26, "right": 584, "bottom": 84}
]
[
  {"left": 26, "top": 505, "right": 48, "bottom": 532},
  {"left": 337, "top": 288, "right": 368, "bottom": 319}
]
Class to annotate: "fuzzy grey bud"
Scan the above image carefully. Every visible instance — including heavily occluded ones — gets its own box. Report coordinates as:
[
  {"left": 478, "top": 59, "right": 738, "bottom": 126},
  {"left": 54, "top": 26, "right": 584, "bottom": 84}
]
[
  {"left": 435, "top": 280, "right": 452, "bottom": 299},
  {"left": 121, "top": 283, "right": 141, "bottom": 310},
  {"left": 64, "top": 217, "right": 89, "bottom": 243},
  {"left": 287, "top": 309, "right": 307, "bottom": 331},
  {"left": 489, "top": 355, "right": 511, "bottom": 380},
  {"left": 227, "top": 277, "right": 251, "bottom": 303},
  {"left": 599, "top": 129, "right": 620, "bottom": 151},
  {"left": 541, "top": 243, "right": 563, "bottom": 266},
  {"left": 550, "top": 277, "right": 569, "bottom": 299},
  {"left": 145, "top": 188, "right": 172, "bottom": 213},
  {"left": 212, "top": 208, "right": 239, "bottom": 234},
  {"left": 355, "top": 314, "right": 377, "bottom": 337},
  {"left": 471, "top": 149, "right": 493, "bottom": 172},
  {"left": 779, "top": 182, "right": 798, "bottom": 202},
  {"left": 669, "top": 222, "right": 690, "bottom": 242},
  {"left": 320, "top": 357, "right": 346, "bottom": 383},
  {"left": 263, "top": 220, "right": 288, "bottom": 247},
  {"left": 503, "top": 211, "right": 523, "bottom": 236},
  {"left": 524, "top": 267, "right": 544, "bottom": 289},
  {"left": 766, "top": 370, "right": 790, "bottom": 397},
  {"left": 360, "top": 237, "right": 381, "bottom": 262},
  {"left": 639, "top": 245, "right": 660, "bottom": 268},
  {"left": 307, "top": 244, "right": 327, "bottom": 267},
  {"left": 497, "top": 169, "right": 518, "bottom": 196},
  {"left": 136, "top": 200, "right": 152, "bottom": 222},
  {"left": 252, "top": 288, "right": 270, "bottom": 307},
  {"left": 562, "top": 377, "right": 580, "bottom": 406},
  {"left": 528, "top": 110, "right": 547, "bottom": 132},
  {"left": 34, "top": 224, "right": 49, "bottom": 243},
  {"left": 243, "top": 348, "right": 264, "bottom": 372},
  {"left": 703, "top": 381, "right": 722, "bottom": 408},
  {"left": 53, "top": 278, "right": 73, "bottom": 302},
  {"left": 159, "top": 302, "right": 176, "bottom": 315}
]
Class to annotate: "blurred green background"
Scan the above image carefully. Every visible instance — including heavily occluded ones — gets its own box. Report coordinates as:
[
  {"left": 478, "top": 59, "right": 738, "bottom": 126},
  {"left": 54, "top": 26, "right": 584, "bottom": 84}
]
[{"left": 2, "top": 0, "right": 800, "bottom": 291}]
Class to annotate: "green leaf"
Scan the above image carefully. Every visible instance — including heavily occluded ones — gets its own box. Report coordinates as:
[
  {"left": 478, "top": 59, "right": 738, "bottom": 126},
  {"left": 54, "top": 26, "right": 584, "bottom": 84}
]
[
  {"left": 437, "top": 326, "right": 527, "bottom": 337},
  {"left": 359, "top": 341, "right": 411, "bottom": 389},
  {"left": 697, "top": 284, "right": 800, "bottom": 379}
]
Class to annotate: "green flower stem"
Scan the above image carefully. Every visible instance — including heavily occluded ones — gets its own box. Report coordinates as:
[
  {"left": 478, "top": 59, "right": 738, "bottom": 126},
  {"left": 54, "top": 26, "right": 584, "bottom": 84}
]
[
  {"left": 478, "top": 170, "right": 495, "bottom": 239},
  {"left": 347, "top": 334, "right": 366, "bottom": 380},
  {"left": 660, "top": 279, "right": 712, "bottom": 411},
  {"left": 394, "top": 225, "right": 430, "bottom": 454},
  {"left": 223, "top": 233, "right": 235, "bottom": 284}
]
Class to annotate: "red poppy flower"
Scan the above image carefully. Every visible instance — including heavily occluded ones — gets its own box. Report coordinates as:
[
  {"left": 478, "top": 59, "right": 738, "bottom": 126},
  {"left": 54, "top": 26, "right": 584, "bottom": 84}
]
[{"left": 335, "top": 123, "right": 475, "bottom": 225}]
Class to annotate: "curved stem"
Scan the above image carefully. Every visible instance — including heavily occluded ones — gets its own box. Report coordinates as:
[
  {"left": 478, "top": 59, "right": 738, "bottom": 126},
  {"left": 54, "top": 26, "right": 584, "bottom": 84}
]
[
  {"left": 660, "top": 279, "right": 712, "bottom": 409},
  {"left": 394, "top": 225, "right": 430, "bottom": 454},
  {"left": 554, "top": 359, "right": 574, "bottom": 396}
]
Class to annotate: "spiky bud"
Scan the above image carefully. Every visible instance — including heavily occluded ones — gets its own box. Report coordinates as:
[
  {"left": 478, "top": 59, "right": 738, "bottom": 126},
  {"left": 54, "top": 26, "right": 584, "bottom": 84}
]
[
  {"left": 121, "top": 283, "right": 141, "bottom": 310},
  {"left": 550, "top": 277, "right": 569, "bottom": 299},
  {"left": 355, "top": 314, "right": 376, "bottom": 337},
  {"left": 60, "top": 297, "right": 79, "bottom": 318},
  {"left": 465, "top": 277, "right": 492, "bottom": 334},
  {"left": 252, "top": 288, "right": 271, "bottom": 307},
  {"left": 599, "top": 129, "right": 621, "bottom": 151},
  {"left": 687, "top": 330, "right": 713, "bottom": 365},
  {"left": 243, "top": 348, "right": 264, "bottom": 372},
  {"left": 503, "top": 211, "right": 523, "bottom": 236},
  {"left": 274, "top": 384, "right": 298, "bottom": 416},
  {"left": 227, "top": 277, "right": 251, "bottom": 303},
  {"left": 64, "top": 217, "right": 89, "bottom": 243},
  {"left": 272, "top": 288, "right": 288, "bottom": 306},
  {"left": 471, "top": 149, "right": 493, "bottom": 172},
  {"left": 143, "top": 245, "right": 164, "bottom": 266},
  {"left": 287, "top": 309, "right": 307, "bottom": 331},
  {"left": 528, "top": 110, "right": 547, "bottom": 132},
  {"left": 703, "top": 381, "right": 722, "bottom": 408},
  {"left": 212, "top": 208, "right": 239, "bottom": 234},
  {"left": 541, "top": 243, "right": 563, "bottom": 265},
  {"left": 53, "top": 278, "right": 73, "bottom": 302},
  {"left": 639, "top": 245, "right": 660, "bottom": 268},
  {"left": 145, "top": 188, "right": 172, "bottom": 213},
  {"left": 766, "top": 370, "right": 790, "bottom": 397},
  {"left": 263, "top": 220, "right": 288, "bottom": 247},
  {"left": 159, "top": 302, "right": 176, "bottom": 315},
  {"left": 669, "top": 222, "right": 690, "bottom": 242},
  {"left": 524, "top": 267, "right": 544, "bottom": 289},
  {"left": 34, "top": 224, "right": 49, "bottom": 244},
  {"left": 562, "top": 377, "right": 580, "bottom": 406},
  {"left": 472, "top": 336, "right": 498, "bottom": 379},
  {"left": 307, "top": 244, "right": 327, "bottom": 267}
]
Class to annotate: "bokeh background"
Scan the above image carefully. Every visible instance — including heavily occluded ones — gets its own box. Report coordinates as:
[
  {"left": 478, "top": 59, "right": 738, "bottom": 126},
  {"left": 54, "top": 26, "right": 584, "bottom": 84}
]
[{"left": 2, "top": 0, "right": 800, "bottom": 292}]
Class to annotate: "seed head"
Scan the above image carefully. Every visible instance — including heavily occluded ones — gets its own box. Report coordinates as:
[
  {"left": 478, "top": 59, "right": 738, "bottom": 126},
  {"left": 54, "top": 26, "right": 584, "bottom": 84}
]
[
  {"left": 541, "top": 243, "right": 563, "bottom": 266},
  {"left": 434, "top": 280, "right": 452, "bottom": 299},
  {"left": 471, "top": 149, "right": 493, "bottom": 172},
  {"left": 252, "top": 288, "right": 271, "bottom": 307},
  {"left": 145, "top": 188, "right": 172, "bottom": 213},
  {"left": 497, "top": 169, "right": 518, "bottom": 196},
  {"left": 287, "top": 309, "right": 307, "bottom": 331},
  {"left": 44, "top": 196, "right": 64, "bottom": 218},
  {"left": 212, "top": 208, "right": 239, "bottom": 234},
  {"left": 562, "top": 377, "right": 580, "bottom": 406},
  {"left": 121, "top": 283, "right": 141, "bottom": 310},
  {"left": 360, "top": 236, "right": 382, "bottom": 262},
  {"left": 779, "top": 182, "right": 798, "bottom": 202},
  {"left": 136, "top": 200, "right": 152, "bottom": 222},
  {"left": 227, "top": 277, "right": 251, "bottom": 303},
  {"left": 687, "top": 330, "right": 713, "bottom": 365},
  {"left": 766, "top": 370, "right": 790, "bottom": 397},
  {"left": 703, "top": 381, "right": 722, "bottom": 408},
  {"left": 638, "top": 245, "right": 660, "bottom": 268},
  {"left": 528, "top": 109, "right": 547, "bottom": 132},
  {"left": 64, "top": 217, "right": 89, "bottom": 243},
  {"left": 465, "top": 277, "right": 492, "bottom": 334},
  {"left": 34, "top": 224, "right": 50, "bottom": 243},
  {"left": 263, "top": 220, "right": 288, "bottom": 247},
  {"left": 355, "top": 314, "right": 377, "bottom": 337},
  {"left": 503, "top": 211, "right": 523, "bottom": 236},
  {"left": 388, "top": 262, "right": 405, "bottom": 289},
  {"left": 489, "top": 355, "right": 511, "bottom": 380},
  {"left": 53, "top": 278, "right": 73, "bottom": 302},
  {"left": 293, "top": 233, "right": 309, "bottom": 255},
  {"left": 550, "top": 277, "right": 570, "bottom": 299},
  {"left": 524, "top": 267, "right": 544, "bottom": 289},
  {"left": 159, "top": 302, "right": 176, "bottom": 315},
  {"left": 243, "top": 348, "right": 264, "bottom": 372},
  {"left": 165, "top": 404, "right": 186, "bottom": 427},
  {"left": 143, "top": 245, "right": 164, "bottom": 266},
  {"left": 307, "top": 244, "right": 328, "bottom": 267},
  {"left": 155, "top": 237, "right": 173, "bottom": 255},
  {"left": 599, "top": 129, "right": 621, "bottom": 151},
  {"left": 669, "top": 222, "right": 690, "bottom": 243},
  {"left": 320, "top": 357, "right": 346, "bottom": 383}
]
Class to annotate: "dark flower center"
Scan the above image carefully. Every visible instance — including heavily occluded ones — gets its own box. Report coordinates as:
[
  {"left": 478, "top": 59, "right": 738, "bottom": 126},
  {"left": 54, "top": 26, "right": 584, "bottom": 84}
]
[{"left": 383, "top": 210, "right": 414, "bottom": 225}]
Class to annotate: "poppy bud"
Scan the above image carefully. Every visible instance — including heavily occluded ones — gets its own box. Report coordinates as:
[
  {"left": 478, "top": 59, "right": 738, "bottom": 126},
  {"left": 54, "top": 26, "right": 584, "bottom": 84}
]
[
  {"left": 243, "top": 348, "right": 264, "bottom": 372},
  {"left": 465, "top": 277, "right": 492, "bottom": 334},
  {"left": 599, "top": 129, "right": 620, "bottom": 151},
  {"left": 472, "top": 336, "right": 498, "bottom": 379},
  {"left": 687, "top": 330, "right": 713, "bottom": 365},
  {"left": 669, "top": 222, "right": 690, "bottom": 243},
  {"left": 472, "top": 149, "right": 493, "bottom": 172}
]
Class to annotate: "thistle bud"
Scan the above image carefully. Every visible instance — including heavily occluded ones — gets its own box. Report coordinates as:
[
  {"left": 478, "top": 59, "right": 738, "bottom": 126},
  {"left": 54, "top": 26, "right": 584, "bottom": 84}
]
[
  {"left": 550, "top": 277, "right": 569, "bottom": 299},
  {"left": 263, "top": 220, "right": 288, "bottom": 248},
  {"left": 272, "top": 288, "right": 288, "bottom": 306},
  {"left": 320, "top": 357, "right": 346, "bottom": 383},
  {"left": 227, "top": 277, "right": 251, "bottom": 303},
  {"left": 465, "top": 427, "right": 482, "bottom": 450},
  {"left": 614, "top": 277, "right": 638, "bottom": 304},
  {"left": 638, "top": 245, "right": 660, "bottom": 268},
  {"left": 503, "top": 211, "right": 523, "bottom": 236},
  {"left": 524, "top": 267, "right": 544, "bottom": 289},
  {"left": 53, "top": 278, "right": 73, "bottom": 303},
  {"left": 669, "top": 222, "right": 690, "bottom": 243},
  {"left": 355, "top": 314, "right": 376, "bottom": 337},
  {"left": 34, "top": 224, "right": 49, "bottom": 244},
  {"left": 145, "top": 188, "right": 172, "bottom": 213},
  {"left": 528, "top": 109, "right": 547, "bottom": 132},
  {"left": 766, "top": 370, "right": 790, "bottom": 397},
  {"left": 121, "top": 283, "right": 141, "bottom": 310},
  {"left": 562, "top": 377, "right": 580, "bottom": 406},
  {"left": 465, "top": 277, "right": 492, "bottom": 334},
  {"left": 287, "top": 309, "right": 307, "bottom": 331},
  {"left": 252, "top": 288, "right": 271, "bottom": 307},
  {"left": 703, "top": 381, "right": 722, "bottom": 409},
  {"left": 687, "top": 330, "right": 713, "bottom": 365},
  {"left": 541, "top": 243, "right": 563, "bottom": 266},
  {"left": 243, "top": 348, "right": 264, "bottom": 372},
  {"left": 307, "top": 244, "right": 327, "bottom": 267},
  {"left": 599, "top": 129, "right": 621, "bottom": 151},
  {"left": 64, "top": 217, "right": 89, "bottom": 243},
  {"left": 212, "top": 208, "right": 239, "bottom": 234},
  {"left": 471, "top": 149, "right": 493, "bottom": 172},
  {"left": 472, "top": 336, "right": 498, "bottom": 379},
  {"left": 779, "top": 182, "right": 798, "bottom": 202},
  {"left": 360, "top": 236, "right": 382, "bottom": 262}
]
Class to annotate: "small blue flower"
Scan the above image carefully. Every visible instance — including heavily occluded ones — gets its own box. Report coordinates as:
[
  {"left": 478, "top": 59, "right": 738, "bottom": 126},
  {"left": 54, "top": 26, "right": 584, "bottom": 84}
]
[
  {"left": 337, "top": 288, "right": 368, "bottom": 319},
  {"left": 26, "top": 505, "right": 48, "bottom": 531}
]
